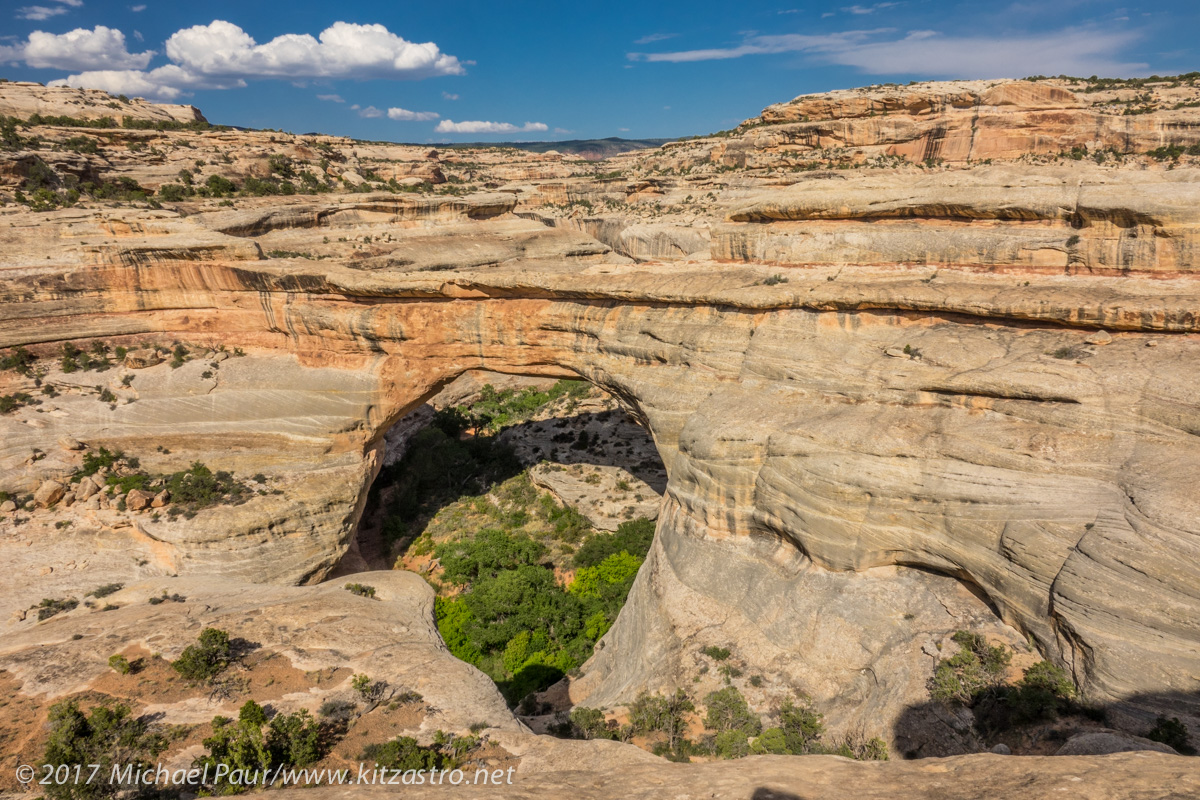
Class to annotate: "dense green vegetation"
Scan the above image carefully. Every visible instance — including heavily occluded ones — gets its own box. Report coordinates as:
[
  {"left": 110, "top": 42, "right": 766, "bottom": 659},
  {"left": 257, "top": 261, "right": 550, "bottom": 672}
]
[{"left": 435, "top": 518, "right": 653, "bottom": 705}]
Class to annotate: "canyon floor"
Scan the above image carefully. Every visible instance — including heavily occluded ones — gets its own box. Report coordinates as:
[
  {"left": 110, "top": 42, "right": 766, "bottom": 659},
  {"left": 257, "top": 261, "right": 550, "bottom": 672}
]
[{"left": 1, "top": 75, "right": 1199, "bottom": 798}]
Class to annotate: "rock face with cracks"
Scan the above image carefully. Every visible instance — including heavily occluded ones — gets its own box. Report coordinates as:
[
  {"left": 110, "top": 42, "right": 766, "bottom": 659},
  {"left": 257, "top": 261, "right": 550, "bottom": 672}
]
[{"left": 2, "top": 78, "right": 1200, "bottom": 783}]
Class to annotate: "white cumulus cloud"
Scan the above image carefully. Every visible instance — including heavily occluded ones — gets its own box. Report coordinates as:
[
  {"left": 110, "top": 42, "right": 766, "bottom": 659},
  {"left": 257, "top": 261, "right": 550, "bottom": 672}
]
[
  {"left": 434, "top": 119, "right": 548, "bottom": 134},
  {"left": 24, "top": 26, "right": 153, "bottom": 71},
  {"left": 317, "top": 93, "right": 344, "bottom": 103},
  {"left": 387, "top": 106, "right": 438, "bottom": 121},
  {"left": 27, "top": 20, "right": 465, "bottom": 101},
  {"left": 164, "top": 20, "right": 464, "bottom": 80}
]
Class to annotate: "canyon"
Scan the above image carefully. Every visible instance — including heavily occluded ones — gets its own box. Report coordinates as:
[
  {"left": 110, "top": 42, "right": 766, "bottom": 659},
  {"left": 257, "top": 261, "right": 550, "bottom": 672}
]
[{"left": 1, "top": 76, "right": 1199, "bottom": 797}]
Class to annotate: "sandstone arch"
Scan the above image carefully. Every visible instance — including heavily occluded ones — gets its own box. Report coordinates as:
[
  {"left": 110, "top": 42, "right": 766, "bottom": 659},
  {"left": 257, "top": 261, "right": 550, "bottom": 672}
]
[{"left": 3, "top": 176, "right": 1199, "bottom": 745}]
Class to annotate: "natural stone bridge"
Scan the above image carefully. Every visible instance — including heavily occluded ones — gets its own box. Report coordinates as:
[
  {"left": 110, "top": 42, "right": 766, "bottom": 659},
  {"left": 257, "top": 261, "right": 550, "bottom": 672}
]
[{"left": 2, "top": 174, "right": 1199, "bottom": 749}]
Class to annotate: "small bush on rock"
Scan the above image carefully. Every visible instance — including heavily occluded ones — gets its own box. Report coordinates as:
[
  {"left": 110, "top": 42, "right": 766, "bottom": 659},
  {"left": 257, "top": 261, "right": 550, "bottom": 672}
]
[{"left": 172, "top": 627, "right": 231, "bottom": 681}]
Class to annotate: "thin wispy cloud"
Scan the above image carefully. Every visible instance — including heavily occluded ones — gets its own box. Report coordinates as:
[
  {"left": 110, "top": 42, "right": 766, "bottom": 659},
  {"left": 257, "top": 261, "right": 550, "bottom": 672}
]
[
  {"left": 130, "top": 4, "right": 146, "bottom": 11},
  {"left": 441, "top": 91, "right": 459, "bottom": 100},
  {"left": 843, "top": 2, "right": 901, "bottom": 14},
  {"left": 628, "top": 26, "right": 1148, "bottom": 77},
  {"left": 316, "top": 93, "right": 343, "bottom": 102},
  {"left": 16, "top": 0, "right": 80, "bottom": 20},
  {"left": 434, "top": 119, "right": 548, "bottom": 134},
  {"left": 635, "top": 33, "right": 677, "bottom": 44}
]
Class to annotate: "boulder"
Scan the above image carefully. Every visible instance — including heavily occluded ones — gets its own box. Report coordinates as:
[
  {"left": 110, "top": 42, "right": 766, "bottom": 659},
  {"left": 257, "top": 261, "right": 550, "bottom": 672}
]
[
  {"left": 82, "top": 496, "right": 100, "bottom": 511},
  {"left": 123, "top": 349, "right": 162, "bottom": 369},
  {"left": 0, "top": 500, "right": 16, "bottom": 513},
  {"left": 151, "top": 490, "right": 170, "bottom": 508},
  {"left": 58, "top": 436, "right": 85, "bottom": 451},
  {"left": 34, "top": 480, "right": 65, "bottom": 508},
  {"left": 75, "top": 480, "right": 98, "bottom": 500},
  {"left": 126, "top": 489, "right": 154, "bottom": 511}
]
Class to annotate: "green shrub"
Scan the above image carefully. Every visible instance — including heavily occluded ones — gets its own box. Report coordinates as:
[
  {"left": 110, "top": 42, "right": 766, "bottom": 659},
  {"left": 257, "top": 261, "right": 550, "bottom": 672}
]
[
  {"left": 62, "top": 135, "right": 99, "bottom": 154},
  {"left": 628, "top": 689, "right": 694, "bottom": 752},
  {"left": 928, "top": 630, "right": 1011, "bottom": 706},
  {"left": 569, "top": 706, "right": 617, "bottom": 740},
  {"left": 0, "top": 392, "right": 36, "bottom": 414},
  {"left": 778, "top": 696, "right": 826, "bottom": 754},
  {"left": 158, "top": 183, "right": 193, "bottom": 202},
  {"left": 42, "top": 700, "right": 165, "bottom": 800},
  {"left": 701, "top": 645, "right": 732, "bottom": 661},
  {"left": 163, "top": 461, "right": 248, "bottom": 511},
  {"left": 1008, "top": 660, "right": 1076, "bottom": 723},
  {"left": 203, "top": 174, "right": 237, "bottom": 197},
  {"left": 0, "top": 346, "right": 36, "bottom": 375},
  {"left": 194, "top": 701, "right": 321, "bottom": 793},
  {"left": 72, "top": 447, "right": 123, "bottom": 480},
  {"left": 713, "top": 728, "right": 752, "bottom": 759},
  {"left": 344, "top": 582, "right": 377, "bottom": 598},
  {"left": 108, "top": 654, "right": 132, "bottom": 675},
  {"left": 351, "top": 673, "right": 374, "bottom": 699},
  {"left": 361, "top": 736, "right": 448, "bottom": 771},
  {"left": 37, "top": 597, "right": 78, "bottom": 620},
  {"left": 1147, "top": 716, "right": 1194, "bottom": 755},
  {"left": 704, "top": 687, "right": 761, "bottom": 736},
  {"left": 172, "top": 627, "right": 231, "bottom": 681},
  {"left": 751, "top": 727, "right": 790, "bottom": 755}
]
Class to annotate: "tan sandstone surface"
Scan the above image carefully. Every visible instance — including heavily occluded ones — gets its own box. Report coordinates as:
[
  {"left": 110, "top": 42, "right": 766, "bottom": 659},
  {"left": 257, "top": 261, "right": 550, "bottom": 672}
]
[{"left": 2, "top": 77, "right": 1200, "bottom": 795}]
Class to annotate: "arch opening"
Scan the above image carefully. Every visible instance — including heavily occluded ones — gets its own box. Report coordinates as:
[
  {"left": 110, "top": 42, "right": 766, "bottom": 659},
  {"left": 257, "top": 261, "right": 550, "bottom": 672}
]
[{"left": 337, "top": 369, "right": 669, "bottom": 711}]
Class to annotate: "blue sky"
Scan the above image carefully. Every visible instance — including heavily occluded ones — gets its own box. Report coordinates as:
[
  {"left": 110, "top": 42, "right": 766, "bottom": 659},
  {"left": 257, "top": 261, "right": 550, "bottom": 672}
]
[{"left": 1, "top": 1, "right": 1197, "bottom": 142}]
